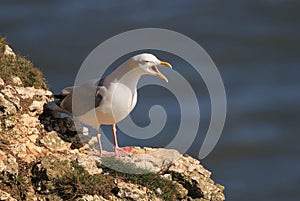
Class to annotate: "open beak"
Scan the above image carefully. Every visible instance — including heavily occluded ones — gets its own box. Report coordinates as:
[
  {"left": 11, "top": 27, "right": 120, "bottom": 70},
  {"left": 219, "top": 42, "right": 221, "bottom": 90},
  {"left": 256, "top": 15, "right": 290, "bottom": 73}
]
[{"left": 150, "top": 61, "right": 172, "bottom": 82}]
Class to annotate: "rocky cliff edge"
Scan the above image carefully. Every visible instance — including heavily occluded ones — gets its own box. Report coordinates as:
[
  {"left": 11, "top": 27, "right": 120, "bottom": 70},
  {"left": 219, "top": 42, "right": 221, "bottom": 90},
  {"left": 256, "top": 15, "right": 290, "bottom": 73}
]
[{"left": 0, "top": 37, "right": 225, "bottom": 201}]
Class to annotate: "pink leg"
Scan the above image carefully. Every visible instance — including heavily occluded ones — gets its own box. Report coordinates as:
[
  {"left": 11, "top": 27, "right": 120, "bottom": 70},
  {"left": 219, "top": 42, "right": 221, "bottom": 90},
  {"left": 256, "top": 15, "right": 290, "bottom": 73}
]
[
  {"left": 96, "top": 130, "right": 103, "bottom": 156},
  {"left": 112, "top": 124, "right": 133, "bottom": 156},
  {"left": 96, "top": 130, "right": 114, "bottom": 157}
]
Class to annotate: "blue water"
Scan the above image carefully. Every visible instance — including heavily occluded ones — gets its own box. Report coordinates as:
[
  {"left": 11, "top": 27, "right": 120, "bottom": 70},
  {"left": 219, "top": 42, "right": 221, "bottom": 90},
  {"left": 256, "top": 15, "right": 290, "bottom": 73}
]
[{"left": 1, "top": 1, "right": 300, "bottom": 200}]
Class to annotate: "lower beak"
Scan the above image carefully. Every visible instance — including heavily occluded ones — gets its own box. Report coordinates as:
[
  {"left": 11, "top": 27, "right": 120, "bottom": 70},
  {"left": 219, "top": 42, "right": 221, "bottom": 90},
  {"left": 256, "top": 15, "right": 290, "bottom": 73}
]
[{"left": 157, "top": 61, "right": 172, "bottom": 82}]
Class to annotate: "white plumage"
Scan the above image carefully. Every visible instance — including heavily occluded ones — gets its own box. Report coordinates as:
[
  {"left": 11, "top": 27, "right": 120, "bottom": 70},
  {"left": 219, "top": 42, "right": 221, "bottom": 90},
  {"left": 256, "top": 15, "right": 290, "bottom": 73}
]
[{"left": 54, "top": 53, "right": 172, "bottom": 156}]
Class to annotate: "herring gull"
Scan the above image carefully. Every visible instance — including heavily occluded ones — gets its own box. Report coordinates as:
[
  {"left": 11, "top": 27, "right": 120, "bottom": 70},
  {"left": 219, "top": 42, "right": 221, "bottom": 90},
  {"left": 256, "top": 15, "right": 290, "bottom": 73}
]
[{"left": 54, "top": 53, "right": 172, "bottom": 157}]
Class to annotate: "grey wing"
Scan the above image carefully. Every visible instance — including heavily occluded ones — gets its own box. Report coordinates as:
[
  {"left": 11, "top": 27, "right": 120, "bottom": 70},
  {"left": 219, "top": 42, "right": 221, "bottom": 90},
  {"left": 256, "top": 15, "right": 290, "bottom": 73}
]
[{"left": 54, "top": 78, "right": 105, "bottom": 116}]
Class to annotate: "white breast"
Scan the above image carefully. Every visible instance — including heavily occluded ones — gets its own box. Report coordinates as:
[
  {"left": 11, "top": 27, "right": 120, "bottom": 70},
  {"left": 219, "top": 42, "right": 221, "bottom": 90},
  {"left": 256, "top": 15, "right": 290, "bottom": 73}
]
[
  {"left": 96, "top": 82, "right": 137, "bottom": 125},
  {"left": 76, "top": 82, "right": 137, "bottom": 128}
]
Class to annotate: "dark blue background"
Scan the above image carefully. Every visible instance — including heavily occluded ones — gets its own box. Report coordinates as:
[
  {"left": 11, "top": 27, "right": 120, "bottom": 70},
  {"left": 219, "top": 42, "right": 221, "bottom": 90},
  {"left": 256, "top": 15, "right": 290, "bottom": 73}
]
[{"left": 1, "top": 1, "right": 299, "bottom": 200}]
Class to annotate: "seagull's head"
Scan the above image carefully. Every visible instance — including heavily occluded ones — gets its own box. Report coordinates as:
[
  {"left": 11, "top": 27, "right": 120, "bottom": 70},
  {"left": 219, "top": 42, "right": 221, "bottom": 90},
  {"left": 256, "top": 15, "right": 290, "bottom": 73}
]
[{"left": 127, "top": 53, "right": 172, "bottom": 82}]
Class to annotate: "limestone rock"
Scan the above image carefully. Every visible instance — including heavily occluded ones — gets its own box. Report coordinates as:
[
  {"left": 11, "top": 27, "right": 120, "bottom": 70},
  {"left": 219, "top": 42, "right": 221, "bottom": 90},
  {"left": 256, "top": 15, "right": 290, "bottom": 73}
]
[
  {"left": 0, "top": 150, "right": 18, "bottom": 175},
  {"left": 29, "top": 100, "right": 45, "bottom": 115},
  {"left": 121, "top": 147, "right": 181, "bottom": 173},
  {"left": 9, "top": 142, "right": 46, "bottom": 163},
  {"left": 21, "top": 114, "right": 39, "bottom": 128},
  {"left": 0, "top": 189, "right": 17, "bottom": 201},
  {"left": 41, "top": 131, "right": 71, "bottom": 151},
  {"left": 0, "top": 88, "right": 18, "bottom": 129},
  {"left": 0, "top": 78, "right": 4, "bottom": 86},
  {"left": 2, "top": 116, "right": 17, "bottom": 129},
  {"left": 76, "top": 195, "right": 108, "bottom": 201},
  {"left": 34, "top": 154, "right": 73, "bottom": 180},
  {"left": 11, "top": 76, "right": 22, "bottom": 86},
  {"left": 168, "top": 155, "right": 225, "bottom": 201},
  {"left": 0, "top": 92, "right": 17, "bottom": 117},
  {"left": 31, "top": 154, "right": 73, "bottom": 195},
  {"left": 3, "top": 44, "right": 16, "bottom": 58},
  {"left": 39, "top": 106, "right": 83, "bottom": 149},
  {"left": 15, "top": 86, "right": 52, "bottom": 101},
  {"left": 173, "top": 182, "right": 189, "bottom": 199},
  {"left": 1, "top": 85, "right": 20, "bottom": 109},
  {"left": 115, "top": 181, "right": 161, "bottom": 201},
  {"left": 76, "top": 153, "right": 103, "bottom": 175}
]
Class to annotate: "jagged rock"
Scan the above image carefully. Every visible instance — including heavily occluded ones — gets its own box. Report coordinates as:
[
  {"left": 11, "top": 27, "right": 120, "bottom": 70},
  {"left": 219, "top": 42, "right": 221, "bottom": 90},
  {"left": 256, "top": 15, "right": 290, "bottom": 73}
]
[
  {"left": 173, "top": 182, "right": 189, "bottom": 199},
  {"left": 34, "top": 154, "right": 73, "bottom": 180},
  {"left": 39, "top": 106, "right": 84, "bottom": 148},
  {"left": 76, "top": 154, "right": 103, "bottom": 175},
  {"left": 3, "top": 44, "right": 16, "bottom": 58},
  {"left": 9, "top": 142, "right": 46, "bottom": 163},
  {"left": 27, "top": 133, "right": 39, "bottom": 143},
  {"left": 115, "top": 181, "right": 161, "bottom": 201},
  {"left": 168, "top": 155, "right": 225, "bottom": 201},
  {"left": 41, "top": 131, "right": 71, "bottom": 151},
  {"left": 14, "top": 86, "right": 52, "bottom": 101},
  {"left": 76, "top": 195, "right": 108, "bottom": 201},
  {"left": 31, "top": 154, "right": 73, "bottom": 195},
  {"left": 2, "top": 117, "right": 17, "bottom": 129},
  {"left": 11, "top": 76, "right": 22, "bottom": 86},
  {"left": 120, "top": 147, "right": 181, "bottom": 173},
  {"left": 1, "top": 85, "right": 20, "bottom": 110},
  {"left": 29, "top": 100, "right": 45, "bottom": 115},
  {"left": 21, "top": 114, "right": 39, "bottom": 128},
  {"left": 0, "top": 87, "right": 19, "bottom": 129},
  {"left": 0, "top": 150, "right": 18, "bottom": 175},
  {"left": 0, "top": 78, "right": 4, "bottom": 86},
  {"left": 0, "top": 189, "right": 17, "bottom": 201},
  {"left": 0, "top": 92, "right": 17, "bottom": 117}
]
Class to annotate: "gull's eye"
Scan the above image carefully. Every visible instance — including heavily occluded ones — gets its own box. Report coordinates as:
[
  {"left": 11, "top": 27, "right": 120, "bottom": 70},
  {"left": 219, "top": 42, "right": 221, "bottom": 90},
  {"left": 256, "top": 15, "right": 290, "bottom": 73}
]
[{"left": 143, "top": 61, "right": 150, "bottom": 64}]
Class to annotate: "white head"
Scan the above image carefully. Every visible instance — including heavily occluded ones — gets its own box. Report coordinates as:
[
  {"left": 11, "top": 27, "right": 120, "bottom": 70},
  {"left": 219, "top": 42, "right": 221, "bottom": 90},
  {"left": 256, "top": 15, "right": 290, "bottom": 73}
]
[{"left": 125, "top": 53, "right": 172, "bottom": 82}]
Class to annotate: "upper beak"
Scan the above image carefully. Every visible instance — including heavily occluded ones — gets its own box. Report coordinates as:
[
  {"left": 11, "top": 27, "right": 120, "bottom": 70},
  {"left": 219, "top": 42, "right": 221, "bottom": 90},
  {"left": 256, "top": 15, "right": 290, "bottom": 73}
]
[
  {"left": 156, "top": 61, "right": 172, "bottom": 82},
  {"left": 159, "top": 61, "right": 172, "bottom": 69}
]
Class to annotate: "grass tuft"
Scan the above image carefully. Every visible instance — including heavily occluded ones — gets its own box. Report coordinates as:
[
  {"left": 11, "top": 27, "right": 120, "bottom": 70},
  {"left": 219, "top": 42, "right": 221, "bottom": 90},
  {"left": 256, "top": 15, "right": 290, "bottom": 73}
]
[
  {"left": 0, "top": 36, "right": 47, "bottom": 89},
  {"left": 99, "top": 157, "right": 179, "bottom": 201},
  {"left": 53, "top": 161, "right": 115, "bottom": 200},
  {"left": 53, "top": 158, "right": 179, "bottom": 200}
]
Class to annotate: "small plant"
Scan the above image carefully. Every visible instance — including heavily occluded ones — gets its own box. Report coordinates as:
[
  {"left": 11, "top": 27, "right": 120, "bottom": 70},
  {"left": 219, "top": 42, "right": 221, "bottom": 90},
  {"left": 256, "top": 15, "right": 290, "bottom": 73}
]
[
  {"left": 0, "top": 36, "right": 47, "bottom": 89},
  {"left": 15, "top": 174, "right": 25, "bottom": 184},
  {"left": 100, "top": 156, "right": 151, "bottom": 174},
  {"left": 53, "top": 161, "right": 115, "bottom": 200},
  {"left": 54, "top": 159, "right": 179, "bottom": 200},
  {"left": 0, "top": 171, "right": 30, "bottom": 200},
  {"left": 99, "top": 157, "right": 179, "bottom": 201}
]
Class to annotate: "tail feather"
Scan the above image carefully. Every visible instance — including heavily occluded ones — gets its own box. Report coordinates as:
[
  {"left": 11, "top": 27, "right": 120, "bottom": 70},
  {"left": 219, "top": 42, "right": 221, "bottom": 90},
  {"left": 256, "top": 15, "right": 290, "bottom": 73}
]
[
  {"left": 50, "top": 86, "right": 74, "bottom": 114},
  {"left": 54, "top": 94, "right": 67, "bottom": 106},
  {"left": 49, "top": 104, "right": 72, "bottom": 115}
]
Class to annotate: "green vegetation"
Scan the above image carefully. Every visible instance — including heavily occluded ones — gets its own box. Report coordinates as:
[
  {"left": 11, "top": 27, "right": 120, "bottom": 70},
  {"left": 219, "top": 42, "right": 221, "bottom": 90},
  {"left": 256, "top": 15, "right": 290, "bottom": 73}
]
[
  {"left": 0, "top": 36, "right": 47, "bottom": 89},
  {"left": 100, "top": 156, "right": 151, "bottom": 174},
  {"left": 51, "top": 158, "right": 179, "bottom": 201},
  {"left": 53, "top": 162, "right": 115, "bottom": 200},
  {"left": 0, "top": 155, "right": 179, "bottom": 200},
  {"left": 0, "top": 37, "right": 7, "bottom": 53},
  {"left": 99, "top": 157, "right": 179, "bottom": 201},
  {"left": 0, "top": 165, "right": 32, "bottom": 201}
]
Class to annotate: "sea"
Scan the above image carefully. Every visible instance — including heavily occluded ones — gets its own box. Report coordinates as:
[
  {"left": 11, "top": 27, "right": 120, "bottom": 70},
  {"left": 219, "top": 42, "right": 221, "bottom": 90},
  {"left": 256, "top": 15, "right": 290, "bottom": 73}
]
[{"left": 1, "top": 1, "right": 299, "bottom": 200}]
